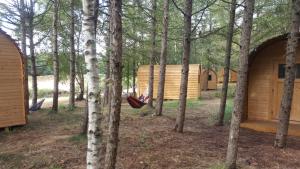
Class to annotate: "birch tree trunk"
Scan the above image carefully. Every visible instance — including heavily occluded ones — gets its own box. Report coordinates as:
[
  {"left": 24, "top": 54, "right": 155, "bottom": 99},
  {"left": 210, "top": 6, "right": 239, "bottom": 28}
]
[
  {"left": 82, "top": 0, "right": 103, "bottom": 168},
  {"left": 155, "top": 0, "right": 169, "bottom": 116},
  {"left": 274, "top": 0, "right": 300, "bottom": 148},
  {"left": 104, "top": 0, "right": 123, "bottom": 168},
  {"left": 225, "top": 0, "right": 255, "bottom": 168},
  {"left": 148, "top": 0, "right": 157, "bottom": 108},
  {"left": 174, "top": 0, "right": 192, "bottom": 133},
  {"left": 52, "top": 0, "right": 59, "bottom": 112},
  {"left": 216, "top": 0, "right": 237, "bottom": 126},
  {"left": 69, "top": 0, "right": 76, "bottom": 109}
]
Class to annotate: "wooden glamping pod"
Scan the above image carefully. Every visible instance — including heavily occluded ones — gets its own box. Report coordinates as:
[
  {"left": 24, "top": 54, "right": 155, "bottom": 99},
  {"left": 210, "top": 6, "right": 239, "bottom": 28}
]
[
  {"left": 200, "top": 69, "right": 217, "bottom": 90},
  {"left": 0, "top": 29, "right": 27, "bottom": 128},
  {"left": 137, "top": 64, "right": 201, "bottom": 99},
  {"left": 217, "top": 69, "right": 238, "bottom": 83},
  {"left": 240, "top": 34, "right": 300, "bottom": 136}
]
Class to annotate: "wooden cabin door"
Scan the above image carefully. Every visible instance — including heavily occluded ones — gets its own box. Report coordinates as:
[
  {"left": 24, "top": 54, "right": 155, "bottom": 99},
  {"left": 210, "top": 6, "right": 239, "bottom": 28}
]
[{"left": 273, "top": 63, "right": 300, "bottom": 121}]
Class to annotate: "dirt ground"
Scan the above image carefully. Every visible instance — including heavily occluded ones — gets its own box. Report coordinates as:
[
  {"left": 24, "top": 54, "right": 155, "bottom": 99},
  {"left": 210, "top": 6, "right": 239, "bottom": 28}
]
[{"left": 1, "top": 93, "right": 300, "bottom": 169}]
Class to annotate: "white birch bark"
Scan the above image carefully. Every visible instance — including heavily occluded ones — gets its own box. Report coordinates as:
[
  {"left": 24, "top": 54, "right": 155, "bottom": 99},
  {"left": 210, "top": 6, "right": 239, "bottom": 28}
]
[{"left": 82, "top": 0, "right": 102, "bottom": 168}]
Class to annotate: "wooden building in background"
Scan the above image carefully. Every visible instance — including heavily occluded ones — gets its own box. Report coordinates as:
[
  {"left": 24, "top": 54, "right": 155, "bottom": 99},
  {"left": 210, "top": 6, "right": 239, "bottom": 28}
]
[
  {"left": 200, "top": 69, "right": 218, "bottom": 90},
  {"left": 0, "top": 29, "right": 27, "bottom": 128},
  {"left": 137, "top": 64, "right": 201, "bottom": 99},
  {"left": 241, "top": 34, "right": 300, "bottom": 136},
  {"left": 218, "top": 69, "right": 238, "bottom": 83}
]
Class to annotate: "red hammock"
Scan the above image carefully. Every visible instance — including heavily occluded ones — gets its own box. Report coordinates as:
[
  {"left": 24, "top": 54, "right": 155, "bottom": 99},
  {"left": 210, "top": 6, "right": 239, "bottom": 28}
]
[{"left": 127, "top": 96, "right": 147, "bottom": 109}]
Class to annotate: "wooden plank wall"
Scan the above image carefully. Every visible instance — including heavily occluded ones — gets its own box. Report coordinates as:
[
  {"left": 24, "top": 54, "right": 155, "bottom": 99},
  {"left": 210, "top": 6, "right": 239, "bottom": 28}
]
[
  {"left": 247, "top": 40, "right": 285, "bottom": 121},
  {"left": 218, "top": 69, "right": 237, "bottom": 83},
  {"left": 137, "top": 64, "right": 201, "bottom": 99},
  {"left": 0, "top": 34, "right": 26, "bottom": 128},
  {"left": 230, "top": 70, "right": 237, "bottom": 82},
  {"left": 201, "top": 69, "right": 217, "bottom": 90}
]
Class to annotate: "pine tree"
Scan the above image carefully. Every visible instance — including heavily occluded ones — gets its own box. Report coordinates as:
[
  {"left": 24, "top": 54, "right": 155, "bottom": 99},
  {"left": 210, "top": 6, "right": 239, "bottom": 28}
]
[
  {"left": 274, "top": 0, "right": 300, "bottom": 148},
  {"left": 216, "top": 0, "right": 237, "bottom": 126},
  {"left": 225, "top": 0, "right": 255, "bottom": 168},
  {"left": 155, "top": 0, "right": 169, "bottom": 116},
  {"left": 175, "top": 0, "right": 193, "bottom": 133}
]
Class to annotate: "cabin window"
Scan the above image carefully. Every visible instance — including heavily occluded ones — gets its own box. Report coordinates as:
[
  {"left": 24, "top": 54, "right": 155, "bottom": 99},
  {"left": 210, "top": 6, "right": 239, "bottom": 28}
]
[
  {"left": 278, "top": 64, "right": 300, "bottom": 79},
  {"left": 208, "top": 74, "right": 212, "bottom": 81},
  {"left": 278, "top": 64, "right": 285, "bottom": 79}
]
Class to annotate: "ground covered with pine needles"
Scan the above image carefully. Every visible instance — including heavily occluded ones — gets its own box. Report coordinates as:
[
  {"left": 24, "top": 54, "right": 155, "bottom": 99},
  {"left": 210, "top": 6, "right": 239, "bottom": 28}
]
[{"left": 1, "top": 91, "right": 300, "bottom": 169}]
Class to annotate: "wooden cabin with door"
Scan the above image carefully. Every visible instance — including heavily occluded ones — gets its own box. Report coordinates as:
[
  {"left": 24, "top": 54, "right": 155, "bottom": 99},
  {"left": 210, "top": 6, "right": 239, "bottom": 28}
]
[
  {"left": 240, "top": 34, "right": 300, "bottom": 136},
  {"left": 0, "top": 29, "right": 28, "bottom": 128},
  {"left": 137, "top": 64, "right": 201, "bottom": 99},
  {"left": 200, "top": 69, "right": 217, "bottom": 90},
  {"left": 218, "top": 69, "right": 238, "bottom": 83}
]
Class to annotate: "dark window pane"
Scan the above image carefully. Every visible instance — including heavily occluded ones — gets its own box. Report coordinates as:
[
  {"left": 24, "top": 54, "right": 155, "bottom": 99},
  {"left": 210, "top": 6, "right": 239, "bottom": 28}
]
[
  {"left": 208, "top": 74, "right": 212, "bottom": 81},
  {"left": 296, "top": 64, "right": 300, "bottom": 79},
  {"left": 278, "top": 64, "right": 300, "bottom": 79},
  {"left": 278, "top": 64, "right": 285, "bottom": 79}
]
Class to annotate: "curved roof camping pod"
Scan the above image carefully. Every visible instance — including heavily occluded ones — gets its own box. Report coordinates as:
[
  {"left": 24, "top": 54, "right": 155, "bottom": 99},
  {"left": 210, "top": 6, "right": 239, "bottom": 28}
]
[
  {"left": 137, "top": 64, "right": 201, "bottom": 100},
  {"left": 217, "top": 69, "right": 238, "bottom": 83},
  {"left": 201, "top": 69, "right": 218, "bottom": 90},
  {"left": 240, "top": 34, "right": 300, "bottom": 136},
  {"left": 0, "top": 29, "right": 28, "bottom": 128}
]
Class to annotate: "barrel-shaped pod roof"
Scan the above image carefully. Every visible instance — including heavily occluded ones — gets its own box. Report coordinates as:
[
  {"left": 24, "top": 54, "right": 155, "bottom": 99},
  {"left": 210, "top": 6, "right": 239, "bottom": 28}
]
[{"left": 0, "top": 28, "right": 27, "bottom": 128}]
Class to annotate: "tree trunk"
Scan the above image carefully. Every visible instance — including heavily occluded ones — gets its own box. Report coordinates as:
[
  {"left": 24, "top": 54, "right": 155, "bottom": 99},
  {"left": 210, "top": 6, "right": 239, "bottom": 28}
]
[
  {"left": 216, "top": 0, "right": 236, "bottom": 126},
  {"left": 29, "top": 21, "right": 38, "bottom": 106},
  {"left": 82, "top": 0, "right": 103, "bottom": 168},
  {"left": 69, "top": 0, "right": 76, "bottom": 109},
  {"left": 76, "top": 74, "right": 85, "bottom": 100},
  {"left": 155, "top": 0, "right": 169, "bottom": 116},
  {"left": 132, "top": 60, "right": 136, "bottom": 97},
  {"left": 174, "top": 0, "right": 192, "bottom": 133},
  {"left": 274, "top": 0, "right": 300, "bottom": 148},
  {"left": 104, "top": 0, "right": 123, "bottom": 169},
  {"left": 104, "top": 3, "right": 112, "bottom": 106},
  {"left": 28, "top": 0, "right": 38, "bottom": 106},
  {"left": 52, "top": 0, "right": 59, "bottom": 113},
  {"left": 103, "top": 33, "right": 111, "bottom": 105},
  {"left": 82, "top": 88, "right": 89, "bottom": 134},
  {"left": 147, "top": 0, "right": 157, "bottom": 108},
  {"left": 76, "top": 20, "right": 85, "bottom": 101},
  {"left": 225, "top": 0, "right": 255, "bottom": 168},
  {"left": 20, "top": 0, "right": 29, "bottom": 112},
  {"left": 126, "top": 61, "right": 130, "bottom": 94}
]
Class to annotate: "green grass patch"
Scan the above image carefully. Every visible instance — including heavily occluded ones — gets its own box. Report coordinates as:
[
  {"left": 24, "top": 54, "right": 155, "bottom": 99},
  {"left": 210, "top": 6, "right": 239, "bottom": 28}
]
[
  {"left": 215, "top": 85, "right": 236, "bottom": 99},
  {"left": 29, "top": 89, "right": 69, "bottom": 98},
  {"left": 209, "top": 162, "right": 227, "bottom": 169},
  {"left": 49, "top": 165, "right": 64, "bottom": 169},
  {"left": 163, "top": 99, "right": 202, "bottom": 109},
  {"left": 0, "top": 153, "right": 24, "bottom": 168},
  {"left": 138, "top": 130, "right": 152, "bottom": 149},
  {"left": 69, "top": 133, "right": 87, "bottom": 144},
  {"left": 209, "top": 99, "right": 233, "bottom": 125},
  {"left": 224, "top": 99, "right": 233, "bottom": 123}
]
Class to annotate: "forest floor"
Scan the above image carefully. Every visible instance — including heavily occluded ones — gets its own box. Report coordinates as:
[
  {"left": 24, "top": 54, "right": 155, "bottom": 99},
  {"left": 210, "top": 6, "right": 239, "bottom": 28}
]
[{"left": 1, "top": 91, "right": 300, "bottom": 169}]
